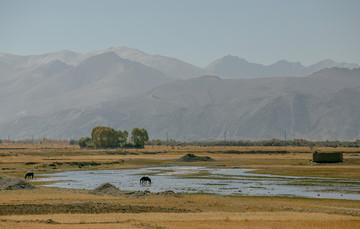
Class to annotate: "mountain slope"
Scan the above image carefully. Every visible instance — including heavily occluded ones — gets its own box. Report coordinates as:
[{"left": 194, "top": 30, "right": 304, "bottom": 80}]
[
  {"left": 104, "top": 47, "right": 209, "bottom": 79},
  {"left": 0, "top": 52, "right": 173, "bottom": 122},
  {"left": 2, "top": 68, "right": 359, "bottom": 140}
]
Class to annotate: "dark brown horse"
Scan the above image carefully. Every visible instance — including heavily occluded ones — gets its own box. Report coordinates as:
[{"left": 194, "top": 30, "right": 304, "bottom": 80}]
[
  {"left": 140, "top": 176, "right": 151, "bottom": 185},
  {"left": 25, "top": 172, "right": 34, "bottom": 179}
]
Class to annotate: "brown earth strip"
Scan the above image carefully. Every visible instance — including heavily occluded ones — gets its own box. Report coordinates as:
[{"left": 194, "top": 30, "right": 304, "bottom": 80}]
[{"left": 0, "top": 202, "right": 194, "bottom": 215}]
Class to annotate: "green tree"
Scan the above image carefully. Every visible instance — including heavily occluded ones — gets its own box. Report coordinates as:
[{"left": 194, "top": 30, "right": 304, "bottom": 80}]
[
  {"left": 117, "top": 130, "right": 128, "bottom": 147},
  {"left": 131, "top": 128, "right": 149, "bottom": 148},
  {"left": 79, "top": 137, "right": 92, "bottom": 148},
  {"left": 91, "top": 126, "right": 120, "bottom": 148},
  {"left": 69, "top": 139, "right": 78, "bottom": 145},
  {"left": 123, "top": 130, "right": 129, "bottom": 139}
]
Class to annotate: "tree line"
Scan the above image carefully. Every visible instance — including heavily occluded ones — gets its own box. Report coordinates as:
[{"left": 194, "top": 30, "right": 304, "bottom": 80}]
[
  {"left": 2, "top": 134, "right": 359, "bottom": 148},
  {"left": 78, "top": 126, "right": 148, "bottom": 148},
  {"left": 147, "top": 138, "right": 360, "bottom": 148}
]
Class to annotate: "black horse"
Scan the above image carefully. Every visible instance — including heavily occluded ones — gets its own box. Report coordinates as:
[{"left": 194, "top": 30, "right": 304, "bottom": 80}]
[
  {"left": 140, "top": 176, "right": 151, "bottom": 185},
  {"left": 25, "top": 172, "right": 34, "bottom": 179}
]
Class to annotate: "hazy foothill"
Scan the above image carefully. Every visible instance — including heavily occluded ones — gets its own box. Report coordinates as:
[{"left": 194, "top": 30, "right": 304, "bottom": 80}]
[{"left": 0, "top": 47, "right": 360, "bottom": 141}]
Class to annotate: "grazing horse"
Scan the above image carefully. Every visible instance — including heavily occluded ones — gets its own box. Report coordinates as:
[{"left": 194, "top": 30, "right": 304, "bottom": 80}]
[
  {"left": 140, "top": 176, "right": 151, "bottom": 185},
  {"left": 25, "top": 172, "right": 34, "bottom": 179}
]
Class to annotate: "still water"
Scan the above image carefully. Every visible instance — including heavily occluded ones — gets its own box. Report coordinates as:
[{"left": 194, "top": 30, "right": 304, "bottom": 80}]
[{"left": 38, "top": 166, "right": 360, "bottom": 200}]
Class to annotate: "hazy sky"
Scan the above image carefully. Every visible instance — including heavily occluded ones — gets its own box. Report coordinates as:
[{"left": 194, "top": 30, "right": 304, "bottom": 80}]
[{"left": 1, "top": 0, "right": 359, "bottom": 67}]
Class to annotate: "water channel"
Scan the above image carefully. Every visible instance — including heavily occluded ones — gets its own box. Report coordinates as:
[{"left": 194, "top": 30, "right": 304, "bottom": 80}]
[{"left": 38, "top": 166, "right": 360, "bottom": 200}]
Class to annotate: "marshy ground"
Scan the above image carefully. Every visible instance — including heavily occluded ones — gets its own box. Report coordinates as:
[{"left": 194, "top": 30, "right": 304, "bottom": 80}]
[{"left": 0, "top": 144, "right": 360, "bottom": 228}]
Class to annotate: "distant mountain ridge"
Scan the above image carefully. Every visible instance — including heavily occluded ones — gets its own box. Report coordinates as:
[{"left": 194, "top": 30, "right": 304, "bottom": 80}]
[
  {"left": 206, "top": 55, "right": 360, "bottom": 78},
  {"left": 0, "top": 47, "right": 359, "bottom": 140},
  {"left": 1, "top": 47, "right": 359, "bottom": 80},
  {"left": 0, "top": 51, "right": 172, "bottom": 122},
  {"left": 0, "top": 47, "right": 208, "bottom": 79},
  {"left": 2, "top": 67, "right": 359, "bottom": 141}
]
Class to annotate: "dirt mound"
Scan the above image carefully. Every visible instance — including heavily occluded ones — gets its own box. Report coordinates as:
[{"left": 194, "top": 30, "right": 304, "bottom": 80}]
[
  {"left": 155, "top": 190, "right": 181, "bottom": 197},
  {"left": 89, "top": 183, "right": 122, "bottom": 196},
  {"left": 91, "top": 183, "right": 181, "bottom": 198},
  {"left": 0, "top": 176, "right": 37, "bottom": 190},
  {"left": 125, "top": 190, "right": 180, "bottom": 198},
  {"left": 177, "top": 153, "right": 215, "bottom": 162},
  {"left": 125, "top": 190, "right": 152, "bottom": 198}
]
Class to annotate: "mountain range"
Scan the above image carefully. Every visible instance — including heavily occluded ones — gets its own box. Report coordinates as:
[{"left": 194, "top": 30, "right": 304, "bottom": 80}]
[
  {"left": 0, "top": 51, "right": 172, "bottom": 122},
  {"left": 0, "top": 47, "right": 359, "bottom": 140},
  {"left": 205, "top": 55, "right": 359, "bottom": 78}
]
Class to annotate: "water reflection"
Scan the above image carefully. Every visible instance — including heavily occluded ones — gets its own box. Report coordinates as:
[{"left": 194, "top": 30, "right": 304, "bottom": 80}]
[{"left": 38, "top": 166, "right": 360, "bottom": 200}]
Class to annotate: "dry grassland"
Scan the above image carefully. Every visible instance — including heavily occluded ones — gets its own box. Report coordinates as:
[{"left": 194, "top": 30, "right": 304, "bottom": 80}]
[
  {"left": 0, "top": 188, "right": 359, "bottom": 229},
  {"left": 1, "top": 212, "right": 359, "bottom": 229},
  {"left": 0, "top": 144, "right": 360, "bottom": 228}
]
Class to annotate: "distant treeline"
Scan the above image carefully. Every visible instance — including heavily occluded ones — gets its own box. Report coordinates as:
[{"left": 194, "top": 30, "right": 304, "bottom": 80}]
[
  {"left": 0, "top": 137, "right": 69, "bottom": 145},
  {"left": 147, "top": 138, "right": 360, "bottom": 148},
  {"left": 2, "top": 137, "right": 360, "bottom": 148}
]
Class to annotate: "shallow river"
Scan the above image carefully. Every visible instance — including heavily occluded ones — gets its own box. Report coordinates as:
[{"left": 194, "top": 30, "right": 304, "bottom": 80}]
[{"left": 38, "top": 166, "right": 360, "bottom": 200}]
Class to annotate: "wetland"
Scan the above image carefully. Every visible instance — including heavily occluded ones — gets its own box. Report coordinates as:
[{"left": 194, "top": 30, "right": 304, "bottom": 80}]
[
  {"left": 38, "top": 166, "right": 360, "bottom": 200},
  {"left": 1, "top": 145, "right": 360, "bottom": 228}
]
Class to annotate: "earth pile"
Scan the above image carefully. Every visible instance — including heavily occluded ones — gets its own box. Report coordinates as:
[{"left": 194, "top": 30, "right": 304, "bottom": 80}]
[
  {"left": 0, "top": 176, "right": 37, "bottom": 190},
  {"left": 177, "top": 153, "right": 215, "bottom": 162}
]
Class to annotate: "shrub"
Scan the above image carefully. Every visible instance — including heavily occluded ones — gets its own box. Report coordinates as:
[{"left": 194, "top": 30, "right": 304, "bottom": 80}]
[{"left": 79, "top": 137, "right": 93, "bottom": 148}]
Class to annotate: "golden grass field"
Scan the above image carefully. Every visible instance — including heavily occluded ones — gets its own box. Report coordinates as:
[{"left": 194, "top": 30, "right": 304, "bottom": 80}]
[{"left": 0, "top": 144, "right": 360, "bottom": 228}]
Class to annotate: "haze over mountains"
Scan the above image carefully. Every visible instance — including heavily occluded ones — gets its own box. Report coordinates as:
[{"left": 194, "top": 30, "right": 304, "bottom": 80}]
[
  {"left": 0, "top": 47, "right": 359, "bottom": 140},
  {"left": 206, "top": 55, "right": 359, "bottom": 78},
  {"left": 0, "top": 51, "right": 172, "bottom": 122}
]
